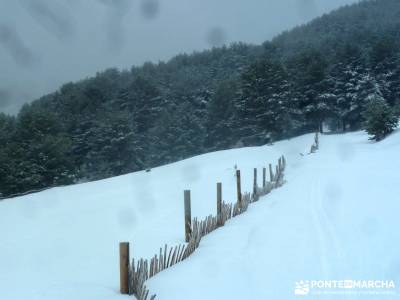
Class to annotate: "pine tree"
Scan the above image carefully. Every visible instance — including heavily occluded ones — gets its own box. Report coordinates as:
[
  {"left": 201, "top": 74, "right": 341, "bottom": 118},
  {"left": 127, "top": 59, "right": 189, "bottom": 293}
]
[
  {"left": 288, "top": 48, "right": 328, "bottom": 133},
  {"left": 237, "top": 57, "right": 293, "bottom": 144},
  {"left": 329, "top": 60, "right": 366, "bottom": 131},
  {"left": 205, "top": 80, "right": 237, "bottom": 150},
  {"left": 363, "top": 96, "right": 398, "bottom": 141}
]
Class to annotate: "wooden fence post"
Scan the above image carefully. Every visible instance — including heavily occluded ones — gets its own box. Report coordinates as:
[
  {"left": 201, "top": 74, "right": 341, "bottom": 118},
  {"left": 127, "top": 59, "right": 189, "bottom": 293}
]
[
  {"left": 263, "top": 167, "right": 266, "bottom": 188},
  {"left": 184, "top": 190, "right": 192, "bottom": 243},
  {"left": 253, "top": 168, "right": 257, "bottom": 196},
  {"left": 269, "top": 164, "right": 274, "bottom": 182},
  {"left": 217, "top": 182, "right": 222, "bottom": 226},
  {"left": 236, "top": 170, "right": 242, "bottom": 206},
  {"left": 119, "top": 242, "right": 130, "bottom": 295}
]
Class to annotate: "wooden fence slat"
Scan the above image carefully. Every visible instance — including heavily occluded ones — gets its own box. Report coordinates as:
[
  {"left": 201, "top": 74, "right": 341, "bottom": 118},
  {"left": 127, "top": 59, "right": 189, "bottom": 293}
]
[
  {"left": 166, "top": 247, "right": 173, "bottom": 267},
  {"left": 217, "top": 182, "right": 222, "bottom": 226},
  {"left": 163, "top": 244, "right": 167, "bottom": 270},
  {"left": 184, "top": 190, "right": 192, "bottom": 242},
  {"left": 236, "top": 170, "right": 242, "bottom": 206},
  {"left": 119, "top": 242, "right": 130, "bottom": 295},
  {"left": 269, "top": 164, "right": 274, "bottom": 182},
  {"left": 263, "top": 167, "right": 266, "bottom": 188},
  {"left": 253, "top": 168, "right": 257, "bottom": 196}
]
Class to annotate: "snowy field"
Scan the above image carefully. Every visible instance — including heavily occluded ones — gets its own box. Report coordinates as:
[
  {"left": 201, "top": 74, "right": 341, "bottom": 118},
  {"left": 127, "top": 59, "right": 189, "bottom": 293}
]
[{"left": 1, "top": 130, "right": 399, "bottom": 300}]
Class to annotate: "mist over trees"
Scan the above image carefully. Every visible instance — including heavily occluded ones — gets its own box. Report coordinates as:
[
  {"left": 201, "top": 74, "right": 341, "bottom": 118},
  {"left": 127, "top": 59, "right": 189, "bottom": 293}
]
[{"left": 1, "top": 0, "right": 400, "bottom": 198}]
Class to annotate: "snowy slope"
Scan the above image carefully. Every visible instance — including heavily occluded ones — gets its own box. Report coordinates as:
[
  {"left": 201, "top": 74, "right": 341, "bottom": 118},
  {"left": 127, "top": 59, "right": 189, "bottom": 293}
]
[
  {"left": 0, "top": 133, "right": 312, "bottom": 300},
  {"left": 147, "top": 130, "right": 400, "bottom": 300},
  {"left": 1, "top": 130, "right": 399, "bottom": 300}
]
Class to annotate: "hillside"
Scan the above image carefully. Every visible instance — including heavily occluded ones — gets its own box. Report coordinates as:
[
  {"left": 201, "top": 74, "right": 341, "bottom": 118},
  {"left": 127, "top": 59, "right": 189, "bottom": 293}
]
[
  {"left": 147, "top": 129, "right": 400, "bottom": 300},
  {"left": 1, "top": 130, "right": 399, "bottom": 299},
  {"left": 0, "top": 131, "right": 313, "bottom": 300},
  {"left": 1, "top": 0, "right": 400, "bottom": 197}
]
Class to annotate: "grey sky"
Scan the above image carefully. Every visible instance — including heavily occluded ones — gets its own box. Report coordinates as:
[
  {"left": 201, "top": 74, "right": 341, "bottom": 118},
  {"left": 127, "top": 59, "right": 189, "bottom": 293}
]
[{"left": 0, "top": 0, "right": 358, "bottom": 115}]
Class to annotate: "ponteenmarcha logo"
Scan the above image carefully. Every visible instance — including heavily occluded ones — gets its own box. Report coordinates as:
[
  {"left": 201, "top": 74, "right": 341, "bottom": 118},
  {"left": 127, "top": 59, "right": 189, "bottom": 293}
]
[
  {"left": 294, "top": 280, "right": 396, "bottom": 296},
  {"left": 295, "top": 280, "right": 310, "bottom": 295}
]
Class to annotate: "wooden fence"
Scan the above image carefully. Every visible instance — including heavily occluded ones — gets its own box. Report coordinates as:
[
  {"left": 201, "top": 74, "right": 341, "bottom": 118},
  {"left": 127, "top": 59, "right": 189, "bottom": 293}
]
[
  {"left": 310, "top": 131, "right": 319, "bottom": 153},
  {"left": 120, "top": 155, "right": 287, "bottom": 300},
  {"left": 119, "top": 132, "right": 319, "bottom": 300}
]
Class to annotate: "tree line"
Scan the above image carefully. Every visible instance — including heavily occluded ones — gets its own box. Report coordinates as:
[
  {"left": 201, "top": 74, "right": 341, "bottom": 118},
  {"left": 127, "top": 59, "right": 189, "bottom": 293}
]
[{"left": 1, "top": 0, "right": 399, "bottom": 198}]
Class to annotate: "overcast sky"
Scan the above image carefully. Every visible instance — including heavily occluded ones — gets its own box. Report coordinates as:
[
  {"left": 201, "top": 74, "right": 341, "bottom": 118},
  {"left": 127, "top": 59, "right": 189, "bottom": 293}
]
[{"left": 0, "top": 0, "right": 359, "bottom": 115}]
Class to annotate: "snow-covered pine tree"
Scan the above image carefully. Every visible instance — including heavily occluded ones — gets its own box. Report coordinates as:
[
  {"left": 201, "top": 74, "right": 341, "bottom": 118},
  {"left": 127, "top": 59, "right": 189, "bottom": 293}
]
[
  {"left": 237, "top": 57, "right": 293, "bottom": 144},
  {"left": 363, "top": 95, "right": 398, "bottom": 141}
]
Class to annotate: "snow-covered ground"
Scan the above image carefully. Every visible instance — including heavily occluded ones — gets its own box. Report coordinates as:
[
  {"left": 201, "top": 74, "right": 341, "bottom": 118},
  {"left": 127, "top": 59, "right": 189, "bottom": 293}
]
[{"left": 1, "top": 130, "right": 399, "bottom": 300}]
